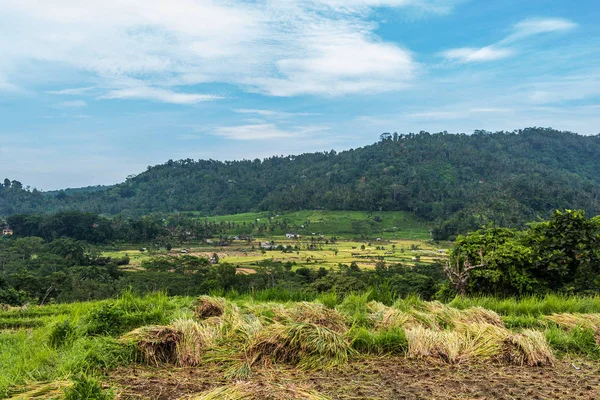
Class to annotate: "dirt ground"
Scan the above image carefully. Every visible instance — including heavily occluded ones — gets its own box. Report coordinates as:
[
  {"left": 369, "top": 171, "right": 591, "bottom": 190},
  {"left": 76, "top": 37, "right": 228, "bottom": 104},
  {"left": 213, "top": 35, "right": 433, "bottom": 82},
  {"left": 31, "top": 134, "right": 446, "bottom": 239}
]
[{"left": 108, "top": 357, "right": 600, "bottom": 400}]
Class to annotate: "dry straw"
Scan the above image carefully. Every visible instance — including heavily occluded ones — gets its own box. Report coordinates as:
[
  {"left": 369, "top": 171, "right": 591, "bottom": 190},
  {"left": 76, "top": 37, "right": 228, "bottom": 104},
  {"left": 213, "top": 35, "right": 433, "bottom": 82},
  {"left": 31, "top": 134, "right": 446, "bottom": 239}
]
[
  {"left": 247, "top": 322, "right": 351, "bottom": 370},
  {"left": 193, "top": 296, "right": 226, "bottom": 319},
  {"left": 189, "top": 381, "right": 332, "bottom": 400},
  {"left": 405, "top": 322, "right": 554, "bottom": 365},
  {"left": 274, "top": 302, "right": 348, "bottom": 333},
  {"left": 121, "top": 319, "right": 221, "bottom": 366},
  {"left": 7, "top": 381, "right": 73, "bottom": 400},
  {"left": 503, "top": 330, "right": 555, "bottom": 366}
]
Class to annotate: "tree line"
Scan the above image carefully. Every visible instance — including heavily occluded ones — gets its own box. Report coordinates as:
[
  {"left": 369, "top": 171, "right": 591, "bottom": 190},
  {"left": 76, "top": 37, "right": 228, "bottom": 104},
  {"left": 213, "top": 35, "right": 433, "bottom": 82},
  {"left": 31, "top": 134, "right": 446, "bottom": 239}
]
[{"left": 2, "top": 128, "right": 600, "bottom": 239}]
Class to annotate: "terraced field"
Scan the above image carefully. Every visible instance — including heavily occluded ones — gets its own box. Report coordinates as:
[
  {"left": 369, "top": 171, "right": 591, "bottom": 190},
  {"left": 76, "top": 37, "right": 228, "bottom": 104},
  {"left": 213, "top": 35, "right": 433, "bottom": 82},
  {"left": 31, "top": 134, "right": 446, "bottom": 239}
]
[{"left": 103, "top": 237, "right": 447, "bottom": 272}]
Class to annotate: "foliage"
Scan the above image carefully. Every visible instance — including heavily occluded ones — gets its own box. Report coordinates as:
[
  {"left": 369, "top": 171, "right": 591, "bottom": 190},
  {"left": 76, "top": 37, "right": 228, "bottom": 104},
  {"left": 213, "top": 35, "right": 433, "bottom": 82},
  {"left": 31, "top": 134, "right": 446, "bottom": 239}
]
[
  {"left": 448, "top": 210, "right": 600, "bottom": 296},
  {"left": 62, "top": 375, "right": 113, "bottom": 400},
  {"left": 3, "top": 128, "right": 600, "bottom": 239}
]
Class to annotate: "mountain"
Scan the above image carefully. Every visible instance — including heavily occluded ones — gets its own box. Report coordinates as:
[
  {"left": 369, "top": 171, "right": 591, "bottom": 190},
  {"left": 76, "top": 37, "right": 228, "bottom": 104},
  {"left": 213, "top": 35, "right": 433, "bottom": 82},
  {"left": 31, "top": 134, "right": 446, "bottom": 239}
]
[{"left": 2, "top": 127, "right": 600, "bottom": 239}]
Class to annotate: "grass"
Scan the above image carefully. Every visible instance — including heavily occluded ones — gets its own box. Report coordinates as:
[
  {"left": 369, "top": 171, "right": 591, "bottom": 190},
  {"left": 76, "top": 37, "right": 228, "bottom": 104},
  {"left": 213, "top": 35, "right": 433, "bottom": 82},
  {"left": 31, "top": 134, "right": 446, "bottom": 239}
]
[
  {"left": 103, "top": 236, "right": 444, "bottom": 272},
  {"left": 0, "top": 292, "right": 187, "bottom": 398},
  {"left": 348, "top": 327, "right": 407, "bottom": 355},
  {"left": 199, "top": 210, "right": 431, "bottom": 240},
  {"left": 450, "top": 294, "right": 600, "bottom": 316},
  {"left": 2, "top": 292, "right": 600, "bottom": 398}
]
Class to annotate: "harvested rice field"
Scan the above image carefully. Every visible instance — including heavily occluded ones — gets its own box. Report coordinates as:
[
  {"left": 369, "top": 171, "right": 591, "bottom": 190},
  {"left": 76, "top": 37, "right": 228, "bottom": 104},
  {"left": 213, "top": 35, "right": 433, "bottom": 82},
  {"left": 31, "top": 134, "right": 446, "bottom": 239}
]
[
  {"left": 108, "top": 358, "right": 600, "bottom": 400},
  {"left": 2, "top": 293, "right": 600, "bottom": 399}
]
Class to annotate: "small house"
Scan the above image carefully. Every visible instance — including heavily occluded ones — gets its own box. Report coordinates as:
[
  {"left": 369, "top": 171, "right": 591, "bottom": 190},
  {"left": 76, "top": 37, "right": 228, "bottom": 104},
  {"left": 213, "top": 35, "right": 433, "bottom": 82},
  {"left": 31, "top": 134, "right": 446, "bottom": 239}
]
[
  {"left": 2, "top": 227, "right": 13, "bottom": 236},
  {"left": 285, "top": 233, "right": 299, "bottom": 239}
]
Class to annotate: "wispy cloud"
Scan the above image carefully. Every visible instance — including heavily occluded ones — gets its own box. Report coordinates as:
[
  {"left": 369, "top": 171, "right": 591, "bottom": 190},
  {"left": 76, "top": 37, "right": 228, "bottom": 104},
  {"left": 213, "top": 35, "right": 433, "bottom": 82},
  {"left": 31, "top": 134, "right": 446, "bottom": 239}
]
[
  {"left": 213, "top": 124, "right": 297, "bottom": 140},
  {"left": 212, "top": 123, "right": 328, "bottom": 140},
  {"left": 503, "top": 18, "right": 578, "bottom": 44},
  {"left": 0, "top": 76, "right": 20, "bottom": 92},
  {"left": 312, "top": 0, "right": 464, "bottom": 14},
  {"left": 0, "top": 0, "right": 454, "bottom": 99},
  {"left": 99, "top": 87, "right": 222, "bottom": 104},
  {"left": 442, "top": 17, "right": 577, "bottom": 63},
  {"left": 46, "top": 87, "right": 95, "bottom": 95},
  {"left": 442, "top": 47, "right": 514, "bottom": 62},
  {"left": 233, "top": 109, "right": 317, "bottom": 118}
]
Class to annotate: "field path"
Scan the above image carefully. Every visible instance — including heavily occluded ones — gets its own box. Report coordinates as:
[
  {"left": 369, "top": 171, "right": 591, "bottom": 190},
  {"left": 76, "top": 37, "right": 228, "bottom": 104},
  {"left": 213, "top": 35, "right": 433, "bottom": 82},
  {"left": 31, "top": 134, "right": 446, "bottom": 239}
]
[{"left": 109, "top": 357, "right": 599, "bottom": 399}]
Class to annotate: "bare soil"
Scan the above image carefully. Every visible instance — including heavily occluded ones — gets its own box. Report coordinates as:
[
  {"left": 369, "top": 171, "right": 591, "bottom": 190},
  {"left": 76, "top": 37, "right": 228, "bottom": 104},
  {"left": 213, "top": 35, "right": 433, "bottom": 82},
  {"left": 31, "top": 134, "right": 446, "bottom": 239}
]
[{"left": 108, "top": 357, "right": 600, "bottom": 400}]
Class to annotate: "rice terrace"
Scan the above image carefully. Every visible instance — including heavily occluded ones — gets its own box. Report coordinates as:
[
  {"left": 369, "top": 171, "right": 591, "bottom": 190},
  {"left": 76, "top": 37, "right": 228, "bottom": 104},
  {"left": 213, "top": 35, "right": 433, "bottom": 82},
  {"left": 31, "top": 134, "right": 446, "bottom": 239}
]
[
  {"left": 2, "top": 208, "right": 600, "bottom": 399},
  {"left": 2, "top": 0, "right": 600, "bottom": 398}
]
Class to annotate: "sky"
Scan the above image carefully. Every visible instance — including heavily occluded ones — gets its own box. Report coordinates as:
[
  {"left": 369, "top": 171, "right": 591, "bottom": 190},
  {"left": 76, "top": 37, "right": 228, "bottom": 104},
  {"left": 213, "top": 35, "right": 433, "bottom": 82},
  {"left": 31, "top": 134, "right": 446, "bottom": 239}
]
[{"left": 1, "top": 0, "right": 599, "bottom": 190}]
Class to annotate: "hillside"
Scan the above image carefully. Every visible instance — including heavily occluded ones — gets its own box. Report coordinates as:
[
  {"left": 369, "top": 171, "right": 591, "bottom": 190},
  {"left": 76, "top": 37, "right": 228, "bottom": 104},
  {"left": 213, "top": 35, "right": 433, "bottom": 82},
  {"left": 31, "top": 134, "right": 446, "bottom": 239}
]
[{"left": 2, "top": 127, "right": 600, "bottom": 239}]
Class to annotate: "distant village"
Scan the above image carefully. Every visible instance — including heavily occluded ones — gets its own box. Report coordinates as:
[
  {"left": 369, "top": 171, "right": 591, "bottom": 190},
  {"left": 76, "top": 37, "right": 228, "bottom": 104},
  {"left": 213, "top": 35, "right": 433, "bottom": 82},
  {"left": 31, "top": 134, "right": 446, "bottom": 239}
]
[{"left": 1, "top": 225, "right": 13, "bottom": 236}]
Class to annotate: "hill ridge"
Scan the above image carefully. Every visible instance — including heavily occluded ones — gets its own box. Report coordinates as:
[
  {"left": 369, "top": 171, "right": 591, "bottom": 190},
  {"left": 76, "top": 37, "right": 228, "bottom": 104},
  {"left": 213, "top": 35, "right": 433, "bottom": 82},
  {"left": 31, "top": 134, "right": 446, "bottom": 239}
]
[{"left": 2, "top": 127, "right": 600, "bottom": 239}]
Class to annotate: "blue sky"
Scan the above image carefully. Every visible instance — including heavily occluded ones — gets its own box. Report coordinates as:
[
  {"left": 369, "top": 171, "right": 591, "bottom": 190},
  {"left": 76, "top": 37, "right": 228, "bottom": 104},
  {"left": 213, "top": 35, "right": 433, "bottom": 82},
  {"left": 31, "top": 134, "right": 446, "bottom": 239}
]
[{"left": 1, "top": 0, "right": 599, "bottom": 190}]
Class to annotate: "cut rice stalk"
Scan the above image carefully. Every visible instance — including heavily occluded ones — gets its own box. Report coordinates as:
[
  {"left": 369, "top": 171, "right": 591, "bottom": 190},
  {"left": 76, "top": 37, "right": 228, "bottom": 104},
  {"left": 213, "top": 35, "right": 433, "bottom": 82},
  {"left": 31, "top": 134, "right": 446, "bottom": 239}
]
[
  {"left": 504, "top": 329, "right": 555, "bottom": 366},
  {"left": 193, "top": 296, "right": 226, "bottom": 319},
  {"left": 189, "top": 381, "right": 332, "bottom": 400}
]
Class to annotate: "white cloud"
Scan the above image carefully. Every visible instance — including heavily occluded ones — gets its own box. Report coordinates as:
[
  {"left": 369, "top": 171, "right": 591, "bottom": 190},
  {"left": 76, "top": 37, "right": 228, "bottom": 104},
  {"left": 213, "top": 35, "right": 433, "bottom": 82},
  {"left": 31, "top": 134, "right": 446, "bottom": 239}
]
[
  {"left": 312, "top": 0, "right": 462, "bottom": 14},
  {"left": 505, "top": 18, "right": 577, "bottom": 43},
  {"left": 0, "top": 0, "right": 443, "bottom": 99},
  {"left": 234, "top": 109, "right": 317, "bottom": 118},
  {"left": 442, "top": 46, "right": 514, "bottom": 62},
  {"left": 55, "top": 100, "right": 87, "bottom": 108},
  {"left": 0, "top": 75, "right": 20, "bottom": 92},
  {"left": 442, "top": 17, "right": 577, "bottom": 63},
  {"left": 99, "top": 87, "right": 222, "bottom": 104},
  {"left": 212, "top": 123, "right": 328, "bottom": 140},
  {"left": 46, "top": 87, "right": 95, "bottom": 95},
  {"left": 213, "top": 124, "right": 297, "bottom": 140}
]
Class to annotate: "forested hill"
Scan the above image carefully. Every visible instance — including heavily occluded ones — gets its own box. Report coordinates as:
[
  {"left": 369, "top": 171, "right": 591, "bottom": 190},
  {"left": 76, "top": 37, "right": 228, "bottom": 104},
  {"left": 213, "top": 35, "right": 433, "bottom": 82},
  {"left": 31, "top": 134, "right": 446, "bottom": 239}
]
[{"left": 2, "top": 127, "right": 600, "bottom": 239}]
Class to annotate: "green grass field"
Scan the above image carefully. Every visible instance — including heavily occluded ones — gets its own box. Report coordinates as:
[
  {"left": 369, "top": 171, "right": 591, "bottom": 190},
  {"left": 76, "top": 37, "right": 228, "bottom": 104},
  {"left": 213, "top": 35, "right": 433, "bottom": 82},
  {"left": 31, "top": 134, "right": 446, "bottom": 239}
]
[
  {"left": 103, "top": 237, "right": 448, "bottom": 271},
  {"left": 200, "top": 210, "right": 430, "bottom": 239},
  {"left": 1, "top": 292, "right": 600, "bottom": 399}
]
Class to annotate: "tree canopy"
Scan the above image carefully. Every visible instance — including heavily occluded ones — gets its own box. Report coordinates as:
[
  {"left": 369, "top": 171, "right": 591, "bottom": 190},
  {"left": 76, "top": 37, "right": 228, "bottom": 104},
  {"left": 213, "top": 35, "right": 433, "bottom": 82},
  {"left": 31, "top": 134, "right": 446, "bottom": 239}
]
[{"left": 3, "top": 128, "right": 600, "bottom": 239}]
